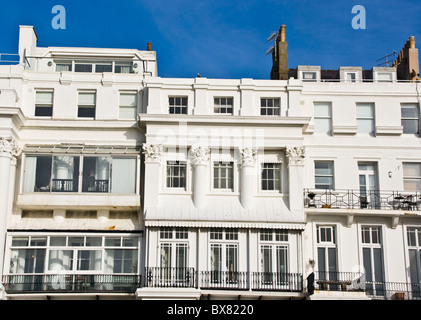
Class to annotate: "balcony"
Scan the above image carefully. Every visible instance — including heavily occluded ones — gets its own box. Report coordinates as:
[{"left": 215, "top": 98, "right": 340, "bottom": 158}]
[
  {"left": 304, "top": 189, "right": 421, "bottom": 211},
  {"left": 313, "top": 271, "right": 421, "bottom": 300},
  {"left": 2, "top": 274, "right": 141, "bottom": 294},
  {"left": 144, "top": 267, "right": 196, "bottom": 288},
  {"left": 145, "top": 268, "right": 303, "bottom": 293}
]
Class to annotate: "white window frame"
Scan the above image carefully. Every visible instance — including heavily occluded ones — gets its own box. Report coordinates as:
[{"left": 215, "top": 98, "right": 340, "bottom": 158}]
[
  {"left": 119, "top": 91, "right": 138, "bottom": 119},
  {"left": 77, "top": 90, "right": 96, "bottom": 119},
  {"left": 169, "top": 96, "right": 188, "bottom": 115},
  {"left": 260, "top": 98, "right": 280, "bottom": 116},
  {"left": 34, "top": 89, "right": 54, "bottom": 118},
  {"left": 314, "top": 161, "right": 335, "bottom": 190},
  {"left": 314, "top": 102, "right": 332, "bottom": 135},
  {"left": 166, "top": 160, "right": 187, "bottom": 190},
  {"left": 403, "top": 162, "right": 421, "bottom": 192},
  {"left": 356, "top": 103, "right": 376, "bottom": 136},
  {"left": 260, "top": 162, "right": 282, "bottom": 192},
  {"left": 214, "top": 97, "right": 233, "bottom": 114},
  {"left": 401, "top": 104, "right": 420, "bottom": 135},
  {"left": 213, "top": 161, "right": 234, "bottom": 191}
]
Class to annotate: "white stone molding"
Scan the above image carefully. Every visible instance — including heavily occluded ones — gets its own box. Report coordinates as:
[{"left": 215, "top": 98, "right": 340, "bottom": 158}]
[
  {"left": 142, "top": 143, "right": 164, "bottom": 162},
  {"left": 190, "top": 146, "right": 210, "bottom": 165},
  {"left": 0, "top": 138, "right": 22, "bottom": 158},
  {"left": 286, "top": 146, "right": 305, "bottom": 165},
  {"left": 239, "top": 147, "right": 257, "bottom": 166}
]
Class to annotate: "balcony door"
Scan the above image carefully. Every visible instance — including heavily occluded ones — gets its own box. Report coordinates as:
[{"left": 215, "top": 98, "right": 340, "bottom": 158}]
[
  {"left": 358, "top": 163, "right": 379, "bottom": 208},
  {"left": 160, "top": 243, "right": 188, "bottom": 285}
]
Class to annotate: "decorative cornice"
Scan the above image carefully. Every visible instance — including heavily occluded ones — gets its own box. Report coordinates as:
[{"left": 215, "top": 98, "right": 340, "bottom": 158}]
[
  {"left": 190, "top": 146, "right": 210, "bottom": 165},
  {"left": 0, "top": 138, "right": 22, "bottom": 157},
  {"left": 286, "top": 146, "right": 305, "bottom": 165},
  {"left": 240, "top": 147, "right": 257, "bottom": 166},
  {"left": 142, "top": 143, "right": 163, "bottom": 162}
]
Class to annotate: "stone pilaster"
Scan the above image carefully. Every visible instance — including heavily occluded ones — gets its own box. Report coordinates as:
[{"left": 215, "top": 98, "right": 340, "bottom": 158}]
[
  {"left": 0, "top": 138, "right": 22, "bottom": 289},
  {"left": 240, "top": 147, "right": 257, "bottom": 209},
  {"left": 190, "top": 146, "right": 210, "bottom": 209},
  {"left": 142, "top": 143, "right": 164, "bottom": 209},
  {"left": 286, "top": 146, "right": 305, "bottom": 215}
]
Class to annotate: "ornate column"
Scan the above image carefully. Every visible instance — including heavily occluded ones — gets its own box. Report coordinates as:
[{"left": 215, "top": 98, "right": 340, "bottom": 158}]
[
  {"left": 190, "top": 146, "right": 210, "bottom": 209},
  {"left": 0, "top": 138, "right": 22, "bottom": 288},
  {"left": 142, "top": 143, "right": 164, "bottom": 210},
  {"left": 286, "top": 146, "right": 305, "bottom": 215},
  {"left": 240, "top": 147, "right": 257, "bottom": 209}
]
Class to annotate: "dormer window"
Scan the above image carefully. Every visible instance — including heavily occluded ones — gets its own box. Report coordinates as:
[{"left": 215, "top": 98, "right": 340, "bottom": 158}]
[
  {"left": 373, "top": 67, "right": 396, "bottom": 82},
  {"left": 54, "top": 60, "right": 136, "bottom": 74},
  {"left": 303, "top": 72, "right": 317, "bottom": 81},
  {"left": 346, "top": 72, "right": 356, "bottom": 82}
]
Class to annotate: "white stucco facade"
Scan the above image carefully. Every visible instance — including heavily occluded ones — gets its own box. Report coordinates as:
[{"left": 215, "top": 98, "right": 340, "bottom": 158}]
[{"left": 0, "top": 25, "right": 420, "bottom": 300}]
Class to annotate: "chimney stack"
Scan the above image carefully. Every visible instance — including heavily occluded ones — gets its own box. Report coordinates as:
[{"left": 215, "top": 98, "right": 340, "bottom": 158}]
[
  {"left": 393, "top": 36, "right": 420, "bottom": 81},
  {"left": 147, "top": 42, "right": 152, "bottom": 51},
  {"left": 270, "top": 25, "right": 289, "bottom": 80}
]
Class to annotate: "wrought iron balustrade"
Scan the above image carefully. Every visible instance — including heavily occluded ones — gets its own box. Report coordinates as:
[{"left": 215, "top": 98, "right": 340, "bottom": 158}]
[
  {"left": 200, "top": 271, "right": 249, "bottom": 290},
  {"left": 2, "top": 274, "right": 141, "bottom": 293},
  {"left": 251, "top": 272, "right": 303, "bottom": 292},
  {"left": 313, "top": 271, "right": 421, "bottom": 300},
  {"left": 304, "top": 189, "right": 421, "bottom": 211},
  {"left": 144, "top": 267, "right": 196, "bottom": 288}
]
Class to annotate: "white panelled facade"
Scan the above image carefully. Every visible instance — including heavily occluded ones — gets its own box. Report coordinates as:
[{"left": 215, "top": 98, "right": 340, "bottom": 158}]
[{"left": 0, "top": 25, "right": 420, "bottom": 300}]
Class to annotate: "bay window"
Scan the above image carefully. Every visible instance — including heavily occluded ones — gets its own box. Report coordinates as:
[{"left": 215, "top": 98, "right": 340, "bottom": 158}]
[{"left": 23, "top": 155, "right": 137, "bottom": 194}]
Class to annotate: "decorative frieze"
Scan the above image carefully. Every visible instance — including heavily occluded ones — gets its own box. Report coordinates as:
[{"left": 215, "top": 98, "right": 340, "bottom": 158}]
[
  {"left": 190, "top": 146, "right": 210, "bottom": 165},
  {"left": 240, "top": 147, "right": 257, "bottom": 166},
  {"left": 142, "top": 143, "right": 164, "bottom": 162},
  {"left": 0, "top": 137, "right": 22, "bottom": 158},
  {"left": 286, "top": 146, "right": 305, "bottom": 165}
]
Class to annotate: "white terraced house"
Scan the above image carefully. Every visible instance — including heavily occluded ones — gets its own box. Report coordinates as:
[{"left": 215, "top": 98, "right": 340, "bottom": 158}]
[{"left": 0, "top": 25, "right": 420, "bottom": 300}]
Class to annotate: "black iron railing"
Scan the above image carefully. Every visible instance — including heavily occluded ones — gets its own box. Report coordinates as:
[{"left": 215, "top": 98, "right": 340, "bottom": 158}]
[
  {"left": 200, "top": 271, "right": 249, "bottom": 290},
  {"left": 304, "top": 189, "right": 421, "bottom": 211},
  {"left": 144, "top": 267, "right": 196, "bottom": 288},
  {"left": 313, "top": 271, "right": 421, "bottom": 300},
  {"left": 251, "top": 272, "right": 303, "bottom": 292},
  {"left": 2, "top": 274, "right": 141, "bottom": 293},
  {"left": 82, "top": 179, "right": 109, "bottom": 193}
]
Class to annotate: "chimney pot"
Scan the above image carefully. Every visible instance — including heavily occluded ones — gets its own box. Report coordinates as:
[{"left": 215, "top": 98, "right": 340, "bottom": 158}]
[
  {"left": 147, "top": 42, "right": 152, "bottom": 51},
  {"left": 280, "top": 25, "right": 286, "bottom": 42}
]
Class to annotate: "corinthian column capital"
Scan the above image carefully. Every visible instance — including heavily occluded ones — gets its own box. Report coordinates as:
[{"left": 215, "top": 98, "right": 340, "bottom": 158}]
[
  {"left": 240, "top": 147, "right": 257, "bottom": 166},
  {"left": 142, "top": 143, "right": 164, "bottom": 162},
  {"left": 286, "top": 146, "right": 305, "bottom": 165},
  {"left": 0, "top": 137, "right": 22, "bottom": 158},
  {"left": 190, "top": 146, "right": 210, "bottom": 165}
]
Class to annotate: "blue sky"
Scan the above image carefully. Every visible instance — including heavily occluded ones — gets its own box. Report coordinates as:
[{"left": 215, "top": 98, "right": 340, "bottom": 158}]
[{"left": 0, "top": 0, "right": 420, "bottom": 79}]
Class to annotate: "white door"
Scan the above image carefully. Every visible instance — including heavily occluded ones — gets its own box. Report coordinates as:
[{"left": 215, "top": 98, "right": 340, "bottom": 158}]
[{"left": 358, "top": 163, "right": 379, "bottom": 208}]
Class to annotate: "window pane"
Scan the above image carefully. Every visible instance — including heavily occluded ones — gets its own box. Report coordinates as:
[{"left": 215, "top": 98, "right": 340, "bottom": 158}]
[
  {"left": 50, "top": 237, "right": 66, "bottom": 246},
  {"left": 120, "top": 93, "right": 137, "bottom": 107},
  {"left": 315, "top": 162, "right": 333, "bottom": 175},
  {"left": 82, "top": 157, "right": 111, "bottom": 192},
  {"left": 402, "top": 120, "right": 419, "bottom": 134},
  {"left": 35, "top": 106, "right": 52, "bottom": 117},
  {"left": 314, "top": 118, "right": 331, "bottom": 133},
  {"left": 48, "top": 250, "right": 73, "bottom": 271},
  {"left": 24, "top": 156, "right": 52, "bottom": 192},
  {"left": 75, "top": 64, "right": 92, "bottom": 72},
  {"left": 52, "top": 156, "right": 79, "bottom": 192},
  {"left": 78, "top": 92, "right": 96, "bottom": 105},
  {"left": 77, "top": 250, "right": 102, "bottom": 270},
  {"left": 403, "top": 163, "right": 421, "bottom": 177},
  {"left": 36, "top": 91, "right": 53, "bottom": 104},
  {"left": 95, "top": 64, "right": 112, "bottom": 73},
  {"left": 314, "top": 104, "right": 331, "bottom": 117},
  {"left": 357, "top": 104, "right": 374, "bottom": 118},
  {"left": 111, "top": 158, "right": 136, "bottom": 194},
  {"left": 357, "top": 119, "right": 374, "bottom": 134}
]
